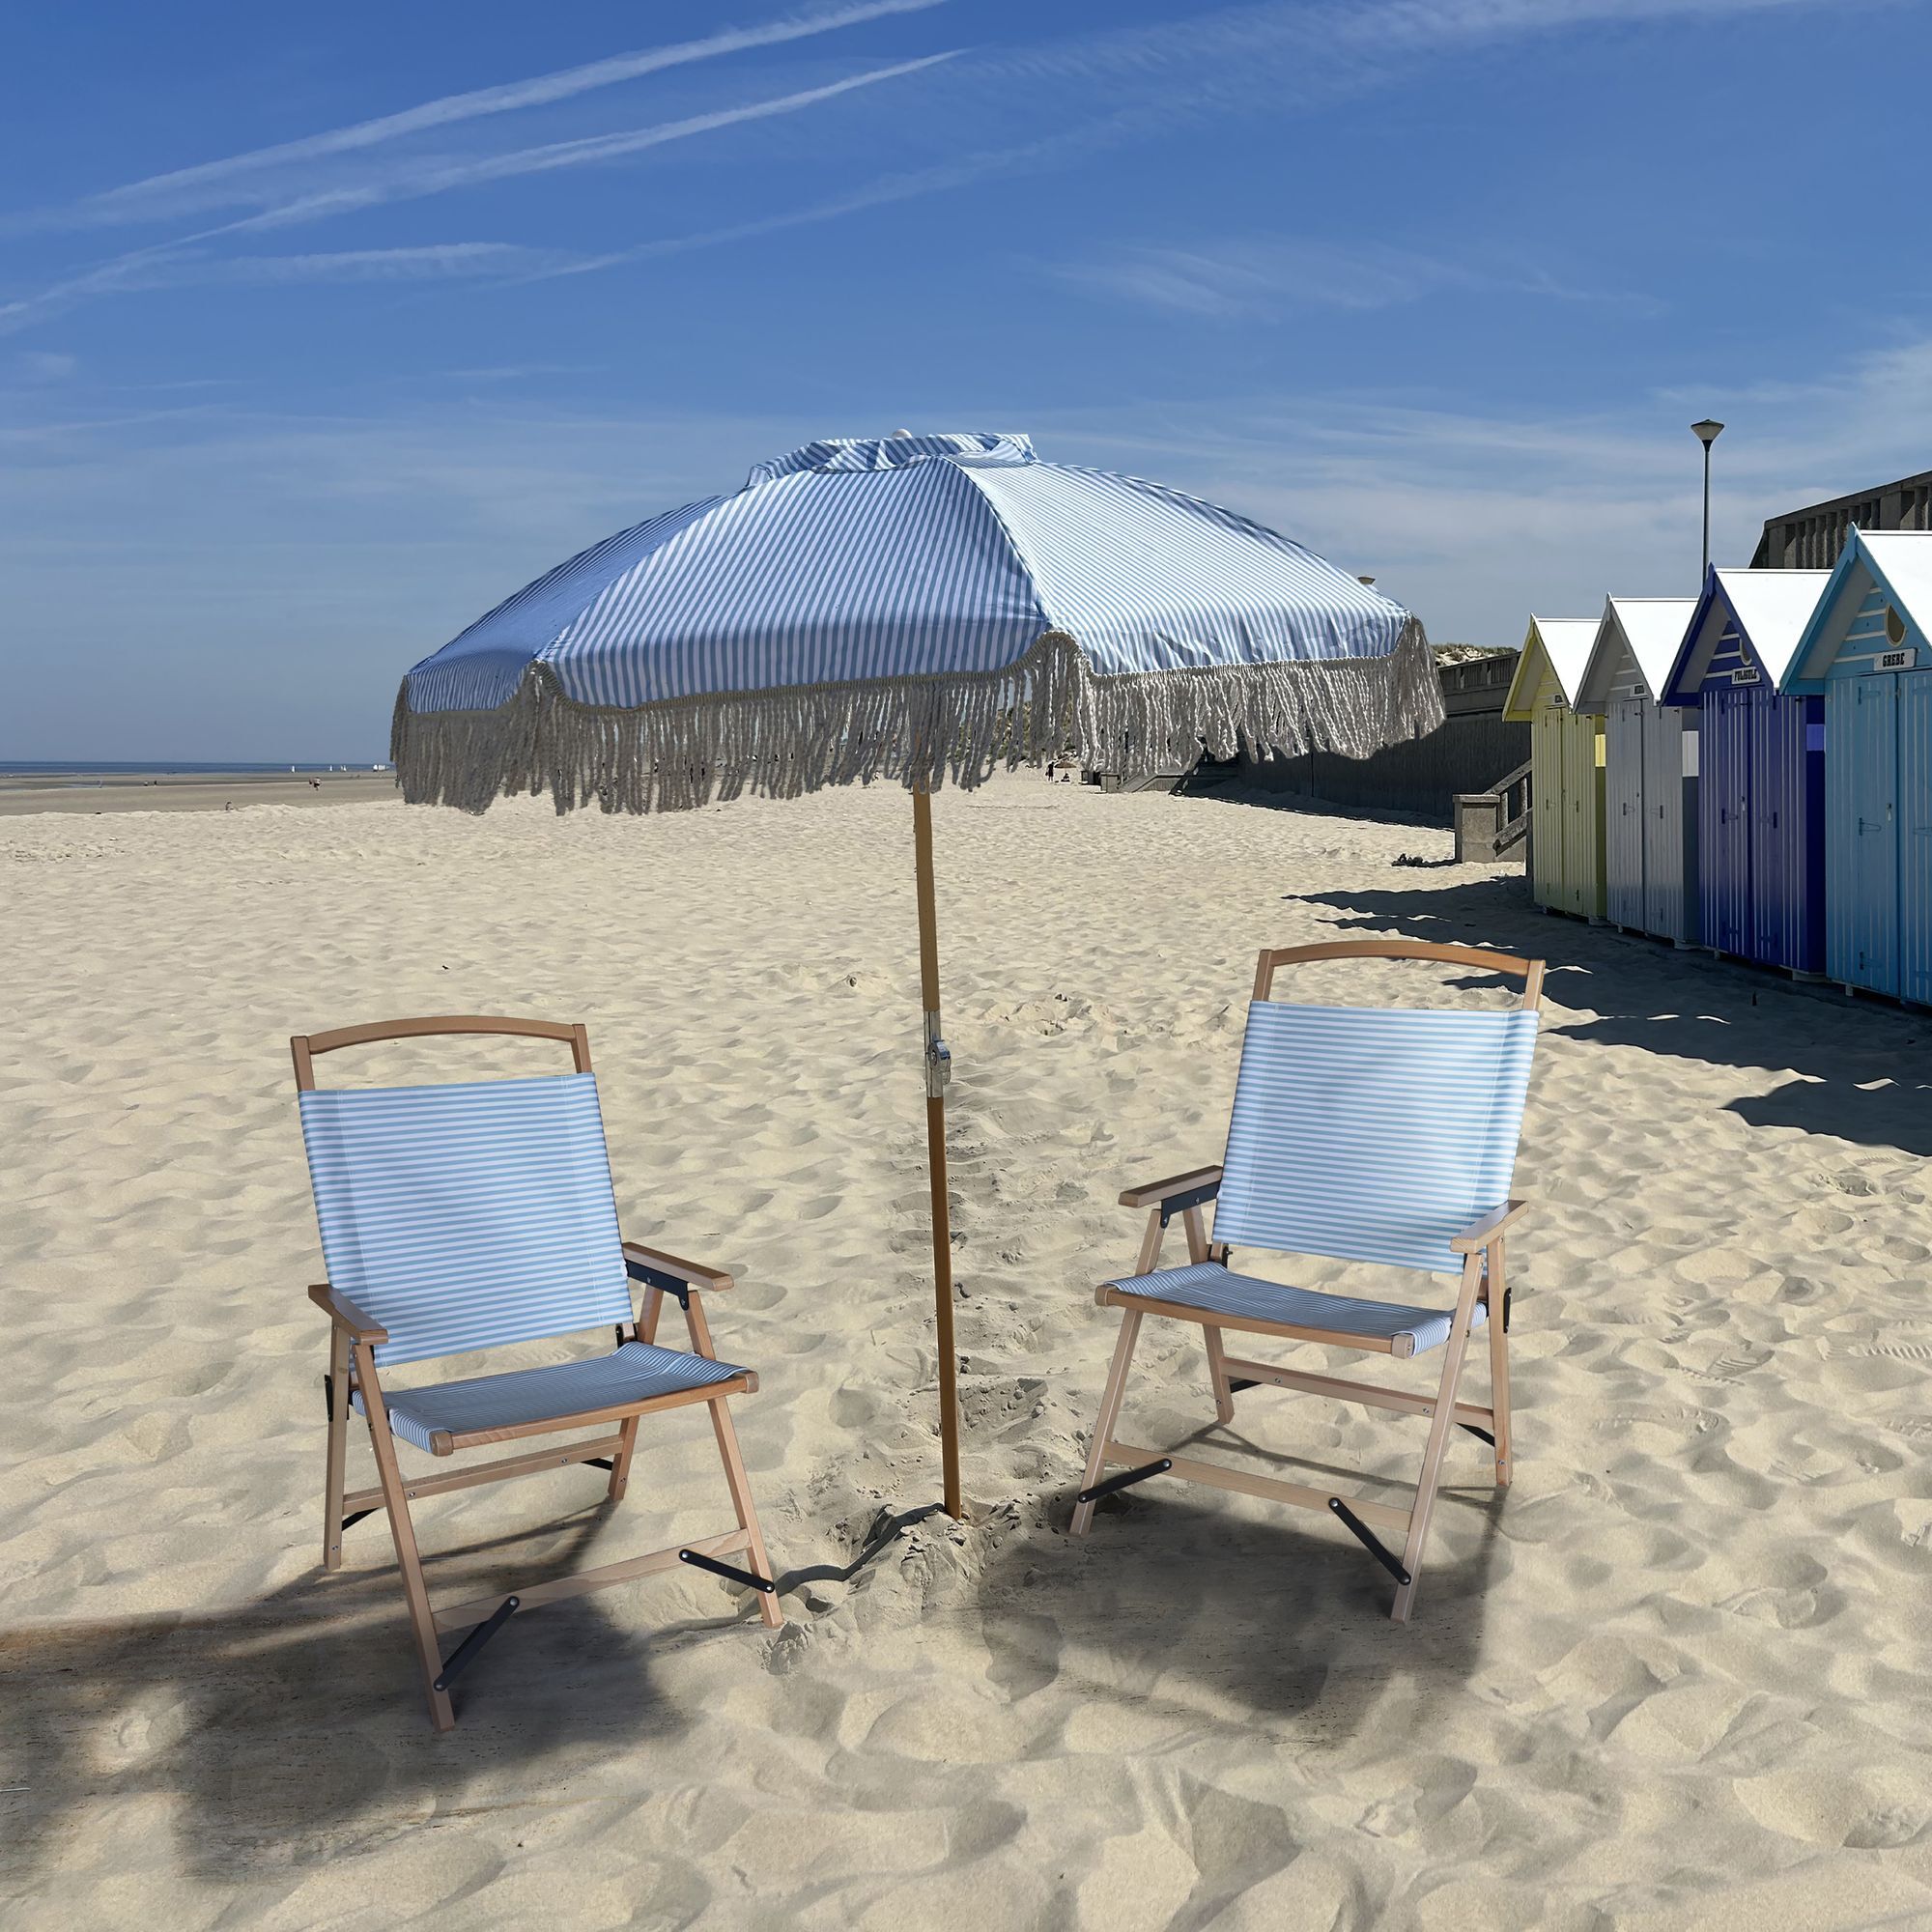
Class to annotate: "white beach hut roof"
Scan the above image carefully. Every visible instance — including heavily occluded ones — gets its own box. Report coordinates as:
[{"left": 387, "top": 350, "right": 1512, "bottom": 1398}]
[
  {"left": 1664, "top": 568, "right": 1832, "bottom": 698},
  {"left": 1504, "top": 616, "right": 1600, "bottom": 718},
  {"left": 1577, "top": 596, "right": 1698, "bottom": 710},
  {"left": 1785, "top": 529, "right": 1932, "bottom": 690}
]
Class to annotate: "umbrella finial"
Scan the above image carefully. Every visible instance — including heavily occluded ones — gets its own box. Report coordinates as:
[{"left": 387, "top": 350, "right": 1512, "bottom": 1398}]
[{"left": 892, "top": 428, "right": 914, "bottom": 438}]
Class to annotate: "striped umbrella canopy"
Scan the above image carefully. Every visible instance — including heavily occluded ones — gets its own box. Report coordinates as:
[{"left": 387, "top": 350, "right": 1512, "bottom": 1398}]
[{"left": 394, "top": 432, "right": 1442, "bottom": 1522}]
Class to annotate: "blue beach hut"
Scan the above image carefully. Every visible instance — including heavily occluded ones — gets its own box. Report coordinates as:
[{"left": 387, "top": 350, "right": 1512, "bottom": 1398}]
[
  {"left": 1783, "top": 530, "right": 1932, "bottom": 999},
  {"left": 1663, "top": 568, "right": 1832, "bottom": 974},
  {"left": 1576, "top": 596, "right": 1699, "bottom": 943}
]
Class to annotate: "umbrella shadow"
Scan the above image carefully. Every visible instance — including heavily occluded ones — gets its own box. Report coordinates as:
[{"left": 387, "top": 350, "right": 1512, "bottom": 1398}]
[
  {"left": 1295, "top": 875, "right": 1932, "bottom": 1154},
  {"left": 978, "top": 1423, "right": 1503, "bottom": 1733},
  {"left": 0, "top": 1503, "right": 751, "bottom": 1889}
]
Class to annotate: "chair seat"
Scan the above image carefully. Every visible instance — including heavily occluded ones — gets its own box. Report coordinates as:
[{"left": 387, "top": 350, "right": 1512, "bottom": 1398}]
[
  {"left": 355, "top": 1340, "right": 749, "bottom": 1453},
  {"left": 1104, "top": 1260, "right": 1483, "bottom": 1358}
]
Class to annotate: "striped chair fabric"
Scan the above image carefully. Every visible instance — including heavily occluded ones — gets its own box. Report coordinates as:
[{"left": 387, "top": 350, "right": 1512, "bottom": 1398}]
[
  {"left": 355, "top": 1340, "right": 747, "bottom": 1454},
  {"left": 1106, "top": 1260, "right": 1489, "bottom": 1359},
  {"left": 298, "top": 1072, "right": 636, "bottom": 1368},
  {"left": 1211, "top": 1002, "right": 1538, "bottom": 1277}
]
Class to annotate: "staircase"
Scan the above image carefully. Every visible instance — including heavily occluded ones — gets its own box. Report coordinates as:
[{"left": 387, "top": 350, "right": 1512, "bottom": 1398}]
[{"left": 1452, "top": 759, "right": 1531, "bottom": 863}]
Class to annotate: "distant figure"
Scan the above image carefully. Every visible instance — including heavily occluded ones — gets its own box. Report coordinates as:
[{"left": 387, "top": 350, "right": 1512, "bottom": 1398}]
[{"left": 309, "top": 778, "right": 321, "bottom": 789}]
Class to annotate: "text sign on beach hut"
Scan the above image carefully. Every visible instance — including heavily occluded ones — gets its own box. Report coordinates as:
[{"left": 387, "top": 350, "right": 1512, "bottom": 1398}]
[
  {"left": 1784, "top": 529, "right": 1932, "bottom": 999},
  {"left": 1662, "top": 568, "right": 1832, "bottom": 974},
  {"left": 1576, "top": 597, "right": 1699, "bottom": 944},
  {"left": 1503, "top": 618, "right": 1605, "bottom": 920}
]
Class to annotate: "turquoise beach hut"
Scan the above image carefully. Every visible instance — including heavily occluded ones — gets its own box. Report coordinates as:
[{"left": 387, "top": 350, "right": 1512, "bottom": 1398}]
[
  {"left": 1783, "top": 530, "right": 1932, "bottom": 999},
  {"left": 1663, "top": 568, "right": 1832, "bottom": 974},
  {"left": 1576, "top": 596, "right": 1699, "bottom": 943}
]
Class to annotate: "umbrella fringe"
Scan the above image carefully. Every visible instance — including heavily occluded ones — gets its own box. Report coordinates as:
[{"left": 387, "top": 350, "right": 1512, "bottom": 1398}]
[{"left": 391, "top": 620, "right": 1442, "bottom": 816}]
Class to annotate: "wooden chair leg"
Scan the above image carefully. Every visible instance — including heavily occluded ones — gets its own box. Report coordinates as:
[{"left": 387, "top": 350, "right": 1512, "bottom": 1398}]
[
  {"left": 1390, "top": 1255, "right": 1485, "bottom": 1624},
  {"left": 323, "top": 1325, "right": 351, "bottom": 1572},
  {"left": 607, "top": 1414, "right": 641, "bottom": 1502},
  {"left": 354, "top": 1343, "right": 456, "bottom": 1730},
  {"left": 1203, "top": 1323, "right": 1236, "bottom": 1426},
  {"left": 707, "top": 1394, "right": 782, "bottom": 1629},
  {"left": 1486, "top": 1239, "right": 1513, "bottom": 1489},
  {"left": 1071, "top": 1308, "right": 1144, "bottom": 1537}
]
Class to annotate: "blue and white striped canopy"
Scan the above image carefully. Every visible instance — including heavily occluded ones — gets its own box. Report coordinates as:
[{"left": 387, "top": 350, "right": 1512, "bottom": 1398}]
[{"left": 394, "top": 432, "right": 1440, "bottom": 813}]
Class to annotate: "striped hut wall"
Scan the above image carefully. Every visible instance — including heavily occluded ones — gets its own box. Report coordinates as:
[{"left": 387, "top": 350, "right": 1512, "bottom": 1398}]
[{"left": 1208, "top": 1003, "right": 1539, "bottom": 1278}]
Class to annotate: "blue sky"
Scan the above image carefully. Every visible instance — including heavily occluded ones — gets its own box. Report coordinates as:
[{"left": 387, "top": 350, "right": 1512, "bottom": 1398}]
[{"left": 4, "top": 0, "right": 1928, "bottom": 760}]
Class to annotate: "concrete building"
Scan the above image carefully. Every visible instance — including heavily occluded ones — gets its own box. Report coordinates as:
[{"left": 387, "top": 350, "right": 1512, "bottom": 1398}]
[{"left": 1752, "top": 469, "right": 1932, "bottom": 570}]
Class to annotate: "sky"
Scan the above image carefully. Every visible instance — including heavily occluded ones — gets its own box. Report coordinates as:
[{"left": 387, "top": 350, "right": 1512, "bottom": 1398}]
[{"left": 4, "top": 0, "right": 1928, "bottom": 761}]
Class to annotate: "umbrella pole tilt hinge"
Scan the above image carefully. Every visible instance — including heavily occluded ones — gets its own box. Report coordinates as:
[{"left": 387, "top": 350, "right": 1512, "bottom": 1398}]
[
  {"left": 679, "top": 1548, "right": 777, "bottom": 1595},
  {"left": 1076, "top": 1458, "right": 1172, "bottom": 1505},
  {"left": 1327, "top": 1496, "right": 1411, "bottom": 1587},
  {"left": 923, "top": 1009, "right": 952, "bottom": 1098},
  {"left": 433, "top": 1595, "right": 518, "bottom": 1692}
]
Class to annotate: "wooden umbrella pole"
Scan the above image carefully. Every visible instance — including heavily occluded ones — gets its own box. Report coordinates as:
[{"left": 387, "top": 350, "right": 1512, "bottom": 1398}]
[{"left": 911, "top": 787, "right": 964, "bottom": 1520}]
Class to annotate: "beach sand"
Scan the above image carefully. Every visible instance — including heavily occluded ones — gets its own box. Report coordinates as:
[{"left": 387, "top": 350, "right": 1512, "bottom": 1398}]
[{"left": 3, "top": 775, "right": 1930, "bottom": 1928}]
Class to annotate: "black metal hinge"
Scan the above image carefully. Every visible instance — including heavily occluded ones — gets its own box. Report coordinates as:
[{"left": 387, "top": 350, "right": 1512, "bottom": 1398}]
[
  {"left": 624, "top": 1255, "right": 691, "bottom": 1309},
  {"left": 1157, "top": 1183, "right": 1219, "bottom": 1229}
]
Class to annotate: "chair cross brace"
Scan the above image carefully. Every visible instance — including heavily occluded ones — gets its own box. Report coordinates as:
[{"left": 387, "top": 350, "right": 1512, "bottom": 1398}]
[
  {"left": 679, "top": 1547, "right": 776, "bottom": 1594},
  {"left": 1328, "top": 1496, "right": 1412, "bottom": 1587},
  {"left": 1076, "top": 1458, "right": 1172, "bottom": 1505},
  {"left": 433, "top": 1595, "right": 519, "bottom": 1692}
]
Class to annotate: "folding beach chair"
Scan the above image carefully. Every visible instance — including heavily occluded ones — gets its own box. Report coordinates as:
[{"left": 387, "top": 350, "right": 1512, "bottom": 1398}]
[
  {"left": 293, "top": 1016, "right": 781, "bottom": 1731},
  {"left": 1070, "top": 942, "right": 1542, "bottom": 1619}
]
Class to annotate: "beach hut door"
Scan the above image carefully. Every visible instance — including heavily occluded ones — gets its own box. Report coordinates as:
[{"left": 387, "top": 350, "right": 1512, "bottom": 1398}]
[
  {"left": 1899, "top": 677, "right": 1932, "bottom": 1003},
  {"left": 1839, "top": 676, "right": 1900, "bottom": 994},
  {"left": 1704, "top": 688, "right": 1752, "bottom": 955},
  {"left": 1605, "top": 698, "right": 1645, "bottom": 928}
]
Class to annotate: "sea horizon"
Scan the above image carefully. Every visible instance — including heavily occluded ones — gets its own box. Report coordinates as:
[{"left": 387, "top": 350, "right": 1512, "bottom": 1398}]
[{"left": 0, "top": 759, "right": 390, "bottom": 778}]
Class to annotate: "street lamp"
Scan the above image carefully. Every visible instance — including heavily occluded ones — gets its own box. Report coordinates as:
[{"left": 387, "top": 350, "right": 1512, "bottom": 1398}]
[{"left": 1692, "top": 418, "right": 1724, "bottom": 580}]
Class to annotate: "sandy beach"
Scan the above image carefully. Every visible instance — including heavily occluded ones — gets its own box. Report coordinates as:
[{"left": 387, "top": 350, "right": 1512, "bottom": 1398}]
[{"left": 4, "top": 774, "right": 1931, "bottom": 1929}]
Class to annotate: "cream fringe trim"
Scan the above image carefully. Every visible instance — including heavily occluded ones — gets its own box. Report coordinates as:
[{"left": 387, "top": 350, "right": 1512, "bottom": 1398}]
[{"left": 392, "top": 621, "right": 1444, "bottom": 816}]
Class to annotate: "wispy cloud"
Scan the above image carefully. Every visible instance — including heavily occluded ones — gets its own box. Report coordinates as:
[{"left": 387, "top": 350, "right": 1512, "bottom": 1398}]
[
  {"left": 0, "top": 58, "right": 955, "bottom": 334},
  {"left": 50, "top": 0, "right": 950, "bottom": 229},
  {"left": 1054, "top": 238, "right": 1656, "bottom": 320}
]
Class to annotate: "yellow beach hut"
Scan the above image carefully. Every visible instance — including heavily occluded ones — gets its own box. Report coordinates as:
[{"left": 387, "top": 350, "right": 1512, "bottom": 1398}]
[{"left": 1505, "top": 616, "right": 1605, "bottom": 919}]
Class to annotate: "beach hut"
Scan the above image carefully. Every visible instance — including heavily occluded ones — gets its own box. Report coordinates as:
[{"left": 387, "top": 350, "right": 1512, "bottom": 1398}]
[
  {"left": 1576, "top": 596, "right": 1699, "bottom": 943},
  {"left": 1503, "top": 617, "right": 1605, "bottom": 919},
  {"left": 1663, "top": 567, "right": 1832, "bottom": 974},
  {"left": 1783, "top": 529, "right": 1932, "bottom": 999}
]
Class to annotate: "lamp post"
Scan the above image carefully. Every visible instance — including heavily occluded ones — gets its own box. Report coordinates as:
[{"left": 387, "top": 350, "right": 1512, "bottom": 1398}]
[{"left": 1692, "top": 418, "right": 1724, "bottom": 580}]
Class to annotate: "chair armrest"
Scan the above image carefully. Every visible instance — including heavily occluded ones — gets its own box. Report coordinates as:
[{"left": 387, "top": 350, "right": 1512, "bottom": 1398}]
[
  {"left": 1451, "top": 1200, "right": 1529, "bottom": 1254},
  {"left": 621, "top": 1241, "right": 734, "bottom": 1291},
  {"left": 1118, "top": 1165, "right": 1222, "bottom": 1209},
  {"left": 308, "top": 1282, "right": 387, "bottom": 1343}
]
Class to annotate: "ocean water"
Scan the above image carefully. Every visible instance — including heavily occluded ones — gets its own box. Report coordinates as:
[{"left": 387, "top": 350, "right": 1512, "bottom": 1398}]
[{"left": 0, "top": 761, "right": 389, "bottom": 778}]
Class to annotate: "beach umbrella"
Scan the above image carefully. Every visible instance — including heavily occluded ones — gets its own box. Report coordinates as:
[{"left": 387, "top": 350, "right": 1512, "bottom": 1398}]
[{"left": 392, "top": 431, "right": 1442, "bottom": 1521}]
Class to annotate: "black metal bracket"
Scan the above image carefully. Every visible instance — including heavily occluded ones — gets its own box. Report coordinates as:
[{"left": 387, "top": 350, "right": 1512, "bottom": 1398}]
[
  {"left": 1077, "top": 1458, "right": 1172, "bottom": 1505},
  {"left": 339, "top": 1507, "right": 377, "bottom": 1533},
  {"left": 322, "top": 1371, "right": 335, "bottom": 1417},
  {"left": 1503, "top": 1287, "right": 1512, "bottom": 1333},
  {"left": 1459, "top": 1422, "right": 1496, "bottom": 1446},
  {"left": 679, "top": 1548, "right": 776, "bottom": 1595},
  {"left": 433, "top": 1595, "right": 519, "bottom": 1692},
  {"left": 1157, "top": 1183, "right": 1220, "bottom": 1229},
  {"left": 624, "top": 1255, "right": 692, "bottom": 1309},
  {"left": 1327, "top": 1496, "right": 1412, "bottom": 1587},
  {"left": 583, "top": 1457, "right": 616, "bottom": 1472},
  {"left": 1227, "top": 1378, "right": 1260, "bottom": 1394}
]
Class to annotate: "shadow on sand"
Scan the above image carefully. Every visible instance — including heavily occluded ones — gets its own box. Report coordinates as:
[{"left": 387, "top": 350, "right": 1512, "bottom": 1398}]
[
  {"left": 1294, "top": 872, "right": 1932, "bottom": 1156},
  {"left": 976, "top": 1412, "right": 1504, "bottom": 1730},
  {"left": 0, "top": 1502, "right": 756, "bottom": 1889}
]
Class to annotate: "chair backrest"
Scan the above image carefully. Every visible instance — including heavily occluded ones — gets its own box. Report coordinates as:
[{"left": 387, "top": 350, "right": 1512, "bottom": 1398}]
[
  {"left": 292, "top": 1018, "right": 633, "bottom": 1368},
  {"left": 1212, "top": 944, "right": 1542, "bottom": 1276}
]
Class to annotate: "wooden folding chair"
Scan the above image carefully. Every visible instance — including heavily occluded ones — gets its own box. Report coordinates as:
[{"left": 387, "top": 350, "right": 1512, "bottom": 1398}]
[
  {"left": 1070, "top": 941, "right": 1544, "bottom": 1620},
  {"left": 294, "top": 1015, "right": 781, "bottom": 1731}
]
